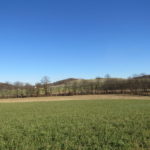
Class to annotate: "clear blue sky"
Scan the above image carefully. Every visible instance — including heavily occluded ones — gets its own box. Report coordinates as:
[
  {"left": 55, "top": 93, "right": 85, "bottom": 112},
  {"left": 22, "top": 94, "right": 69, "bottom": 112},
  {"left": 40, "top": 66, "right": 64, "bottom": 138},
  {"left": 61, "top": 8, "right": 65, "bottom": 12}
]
[{"left": 0, "top": 0, "right": 150, "bottom": 84}]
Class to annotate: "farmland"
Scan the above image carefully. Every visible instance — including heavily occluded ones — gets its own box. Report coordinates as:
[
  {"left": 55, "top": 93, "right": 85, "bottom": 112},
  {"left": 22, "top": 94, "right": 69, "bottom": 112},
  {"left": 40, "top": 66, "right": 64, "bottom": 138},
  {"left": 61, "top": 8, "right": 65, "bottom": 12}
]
[
  {"left": 1, "top": 75, "right": 150, "bottom": 99},
  {"left": 0, "top": 99, "right": 150, "bottom": 150}
]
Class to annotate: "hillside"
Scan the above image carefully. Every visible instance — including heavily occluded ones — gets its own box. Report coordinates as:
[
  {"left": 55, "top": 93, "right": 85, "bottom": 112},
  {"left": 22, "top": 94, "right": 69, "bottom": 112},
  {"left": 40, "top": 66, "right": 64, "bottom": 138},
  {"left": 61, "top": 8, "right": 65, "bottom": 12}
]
[
  {"left": 133, "top": 75, "right": 150, "bottom": 79},
  {"left": 52, "top": 77, "right": 124, "bottom": 86},
  {"left": 52, "top": 78, "right": 79, "bottom": 86}
]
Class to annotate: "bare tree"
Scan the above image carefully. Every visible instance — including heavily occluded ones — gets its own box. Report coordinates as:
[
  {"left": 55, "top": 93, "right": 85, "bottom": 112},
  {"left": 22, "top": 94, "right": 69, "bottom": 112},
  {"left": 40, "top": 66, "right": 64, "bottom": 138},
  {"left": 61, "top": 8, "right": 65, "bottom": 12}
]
[
  {"left": 41, "top": 76, "right": 51, "bottom": 96},
  {"left": 105, "top": 74, "right": 111, "bottom": 79}
]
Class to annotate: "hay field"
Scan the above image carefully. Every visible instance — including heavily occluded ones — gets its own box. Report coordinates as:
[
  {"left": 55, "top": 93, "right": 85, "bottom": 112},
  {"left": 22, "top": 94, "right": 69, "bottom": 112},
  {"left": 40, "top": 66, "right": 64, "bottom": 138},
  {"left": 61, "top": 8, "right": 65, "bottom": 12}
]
[{"left": 0, "top": 94, "right": 150, "bottom": 103}]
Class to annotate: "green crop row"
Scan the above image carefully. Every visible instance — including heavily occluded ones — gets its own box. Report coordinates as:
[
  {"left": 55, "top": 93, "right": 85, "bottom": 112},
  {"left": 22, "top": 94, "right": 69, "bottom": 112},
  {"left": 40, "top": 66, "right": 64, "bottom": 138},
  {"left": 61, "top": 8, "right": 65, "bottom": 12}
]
[{"left": 0, "top": 100, "right": 149, "bottom": 150}]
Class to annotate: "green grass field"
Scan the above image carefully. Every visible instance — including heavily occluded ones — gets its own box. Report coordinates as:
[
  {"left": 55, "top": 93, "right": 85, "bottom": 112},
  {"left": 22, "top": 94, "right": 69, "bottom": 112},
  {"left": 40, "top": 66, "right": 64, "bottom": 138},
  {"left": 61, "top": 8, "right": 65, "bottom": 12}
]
[{"left": 0, "top": 100, "right": 150, "bottom": 150}]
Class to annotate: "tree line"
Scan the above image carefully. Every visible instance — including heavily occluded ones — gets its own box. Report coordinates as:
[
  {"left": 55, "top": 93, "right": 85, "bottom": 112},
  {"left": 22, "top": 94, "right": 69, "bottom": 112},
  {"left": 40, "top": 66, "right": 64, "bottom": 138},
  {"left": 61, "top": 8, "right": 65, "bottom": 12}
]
[{"left": 0, "top": 75, "right": 150, "bottom": 99}]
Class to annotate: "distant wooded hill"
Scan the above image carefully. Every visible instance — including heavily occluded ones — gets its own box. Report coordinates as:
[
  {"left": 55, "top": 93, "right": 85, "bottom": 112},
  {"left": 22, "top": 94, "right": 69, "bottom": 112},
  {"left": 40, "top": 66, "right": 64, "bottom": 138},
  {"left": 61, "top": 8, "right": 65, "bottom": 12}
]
[{"left": 0, "top": 75, "right": 150, "bottom": 99}]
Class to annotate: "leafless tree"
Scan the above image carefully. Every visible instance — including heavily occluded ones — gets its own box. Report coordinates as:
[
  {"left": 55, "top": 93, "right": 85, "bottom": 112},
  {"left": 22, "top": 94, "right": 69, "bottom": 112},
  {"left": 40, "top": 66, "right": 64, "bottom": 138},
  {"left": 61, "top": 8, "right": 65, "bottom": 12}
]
[{"left": 41, "top": 76, "right": 51, "bottom": 96}]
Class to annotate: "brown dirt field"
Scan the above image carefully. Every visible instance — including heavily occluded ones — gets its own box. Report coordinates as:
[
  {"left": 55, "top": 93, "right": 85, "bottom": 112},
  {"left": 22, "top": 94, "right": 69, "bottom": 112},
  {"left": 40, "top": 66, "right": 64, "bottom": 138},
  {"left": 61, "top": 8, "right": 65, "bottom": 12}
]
[{"left": 0, "top": 95, "right": 150, "bottom": 103}]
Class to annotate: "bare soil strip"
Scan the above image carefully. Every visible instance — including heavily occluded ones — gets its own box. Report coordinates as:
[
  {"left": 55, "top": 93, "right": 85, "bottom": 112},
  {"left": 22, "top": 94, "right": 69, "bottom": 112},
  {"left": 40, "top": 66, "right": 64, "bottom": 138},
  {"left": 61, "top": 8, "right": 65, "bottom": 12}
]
[{"left": 0, "top": 95, "right": 150, "bottom": 103}]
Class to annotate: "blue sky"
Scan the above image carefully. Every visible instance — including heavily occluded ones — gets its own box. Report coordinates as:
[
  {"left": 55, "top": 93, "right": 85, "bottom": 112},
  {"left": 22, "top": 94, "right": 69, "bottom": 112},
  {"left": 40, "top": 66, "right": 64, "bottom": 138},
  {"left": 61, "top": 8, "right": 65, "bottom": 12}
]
[{"left": 0, "top": 0, "right": 150, "bottom": 84}]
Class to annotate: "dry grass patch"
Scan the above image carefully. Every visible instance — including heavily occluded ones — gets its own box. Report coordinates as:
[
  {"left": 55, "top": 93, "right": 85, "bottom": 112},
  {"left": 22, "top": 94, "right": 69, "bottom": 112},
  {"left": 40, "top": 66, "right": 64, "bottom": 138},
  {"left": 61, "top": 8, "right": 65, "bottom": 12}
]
[{"left": 0, "top": 94, "right": 150, "bottom": 103}]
